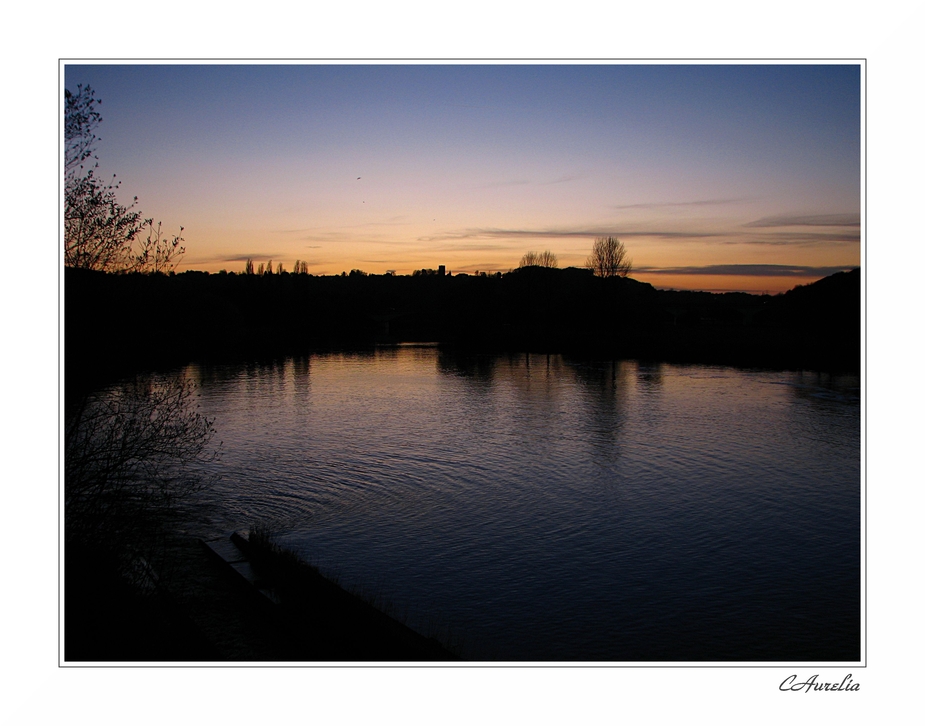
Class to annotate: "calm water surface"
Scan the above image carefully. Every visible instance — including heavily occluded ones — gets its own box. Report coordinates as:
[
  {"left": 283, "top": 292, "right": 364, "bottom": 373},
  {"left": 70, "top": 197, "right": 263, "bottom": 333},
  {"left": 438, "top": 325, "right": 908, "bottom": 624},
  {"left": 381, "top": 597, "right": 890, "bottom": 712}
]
[{"left": 185, "top": 348, "right": 860, "bottom": 661}]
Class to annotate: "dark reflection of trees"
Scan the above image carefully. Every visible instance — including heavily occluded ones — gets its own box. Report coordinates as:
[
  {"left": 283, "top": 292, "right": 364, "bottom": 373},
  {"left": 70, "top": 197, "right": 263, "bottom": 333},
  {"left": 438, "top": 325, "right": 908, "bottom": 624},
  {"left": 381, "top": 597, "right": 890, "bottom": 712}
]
[
  {"left": 565, "top": 358, "right": 632, "bottom": 457},
  {"left": 190, "top": 356, "right": 315, "bottom": 408},
  {"left": 503, "top": 354, "right": 569, "bottom": 447},
  {"left": 270, "top": 358, "right": 288, "bottom": 390},
  {"left": 436, "top": 349, "right": 498, "bottom": 383},
  {"left": 505, "top": 353, "right": 570, "bottom": 403},
  {"left": 182, "top": 362, "right": 233, "bottom": 389},
  {"left": 373, "top": 347, "right": 400, "bottom": 364},
  {"left": 636, "top": 361, "right": 665, "bottom": 389},
  {"left": 784, "top": 370, "right": 861, "bottom": 420},
  {"left": 566, "top": 357, "right": 633, "bottom": 397},
  {"left": 288, "top": 355, "right": 312, "bottom": 401},
  {"left": 291, "top": 356, "right": 311, "bottom": 377},
  {"left": 788, "top": 371, "right": 860, "bottom": 399},
  {"left": 239, "top": 358, "right": 288, "bottom": 398}
]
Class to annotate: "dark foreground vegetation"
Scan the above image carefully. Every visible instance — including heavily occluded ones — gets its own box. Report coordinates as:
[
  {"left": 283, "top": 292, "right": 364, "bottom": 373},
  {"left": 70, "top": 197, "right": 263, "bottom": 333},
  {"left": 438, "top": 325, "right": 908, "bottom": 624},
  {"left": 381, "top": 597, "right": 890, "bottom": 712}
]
[
  {"left": 66, "top": 265, "right": 860, "bottom": 393},
  {"left": 65, "top": 528, "right": 457, "bottom": 661}
]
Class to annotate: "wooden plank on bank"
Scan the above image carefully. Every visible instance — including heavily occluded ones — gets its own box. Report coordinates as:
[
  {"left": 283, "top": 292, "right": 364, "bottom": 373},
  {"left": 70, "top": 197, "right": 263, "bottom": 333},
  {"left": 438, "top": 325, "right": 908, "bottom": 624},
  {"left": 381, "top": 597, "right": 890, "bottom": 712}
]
[{"left": 200, "top": 535, "right": 282, "bottom": 606}]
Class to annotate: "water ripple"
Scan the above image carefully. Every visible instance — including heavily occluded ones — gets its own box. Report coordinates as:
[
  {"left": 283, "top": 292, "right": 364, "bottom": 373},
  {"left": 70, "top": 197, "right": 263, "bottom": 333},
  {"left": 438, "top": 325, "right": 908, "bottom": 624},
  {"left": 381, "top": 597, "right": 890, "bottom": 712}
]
[{"left": 185, "top": 353, "right": 860, "bottom": 661}]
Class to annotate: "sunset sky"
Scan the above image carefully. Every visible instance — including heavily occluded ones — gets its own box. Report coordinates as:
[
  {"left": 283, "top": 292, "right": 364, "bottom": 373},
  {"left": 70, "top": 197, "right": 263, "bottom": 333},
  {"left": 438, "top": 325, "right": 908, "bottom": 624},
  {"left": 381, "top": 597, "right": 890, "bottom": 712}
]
[{"left": 63, "top": 62, "right": 861, "bottom": 293}]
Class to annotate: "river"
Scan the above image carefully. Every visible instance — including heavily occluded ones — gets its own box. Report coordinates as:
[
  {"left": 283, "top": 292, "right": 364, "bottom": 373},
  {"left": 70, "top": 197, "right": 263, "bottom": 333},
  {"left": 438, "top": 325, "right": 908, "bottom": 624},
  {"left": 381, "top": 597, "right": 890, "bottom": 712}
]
[{"left": 182, "top": 347, "right": 860, "bottom": 661}]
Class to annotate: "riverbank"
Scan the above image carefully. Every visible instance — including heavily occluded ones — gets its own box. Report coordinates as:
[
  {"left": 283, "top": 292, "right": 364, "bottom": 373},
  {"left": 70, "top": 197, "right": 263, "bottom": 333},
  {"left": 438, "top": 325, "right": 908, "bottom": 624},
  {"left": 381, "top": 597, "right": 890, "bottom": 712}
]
[{"left": 64, "top": 531, "right": 459, "bottom": 662}]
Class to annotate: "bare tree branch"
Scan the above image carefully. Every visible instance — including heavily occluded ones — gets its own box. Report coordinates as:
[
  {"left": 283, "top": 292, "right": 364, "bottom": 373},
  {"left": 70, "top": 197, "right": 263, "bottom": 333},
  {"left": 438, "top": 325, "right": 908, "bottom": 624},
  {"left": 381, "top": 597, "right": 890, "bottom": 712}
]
[
  {"left": 587, "top": 237, "right": 632, "bottom": 278},
  {"left": 519, "top": 250, "right": 559, "bottom": 268},
  {"left": 64, "top": 85, "right": 184, "bottom": 274}
]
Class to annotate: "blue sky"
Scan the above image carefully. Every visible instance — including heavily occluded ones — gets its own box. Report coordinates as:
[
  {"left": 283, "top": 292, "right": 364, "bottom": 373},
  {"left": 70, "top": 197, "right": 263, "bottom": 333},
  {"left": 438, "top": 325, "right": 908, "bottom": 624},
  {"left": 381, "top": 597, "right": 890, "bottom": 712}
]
[{"left": 64, "top": 62, "right": 861, "bottom": 291}]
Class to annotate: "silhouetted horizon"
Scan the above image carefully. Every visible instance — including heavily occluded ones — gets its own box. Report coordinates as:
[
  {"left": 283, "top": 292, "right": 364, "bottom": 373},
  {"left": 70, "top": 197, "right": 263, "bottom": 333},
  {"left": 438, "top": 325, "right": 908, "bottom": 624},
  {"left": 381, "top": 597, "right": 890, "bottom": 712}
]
[{"left": 65, "top": 265, "right": 860, "bottom": 398}]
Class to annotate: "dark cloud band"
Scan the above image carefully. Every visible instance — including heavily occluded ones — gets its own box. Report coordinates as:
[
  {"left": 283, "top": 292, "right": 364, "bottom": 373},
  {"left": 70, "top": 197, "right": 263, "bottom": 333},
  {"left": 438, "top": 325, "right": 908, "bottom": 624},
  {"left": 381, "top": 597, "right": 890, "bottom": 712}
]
[
  {"left": 611, "top": 197, "right": 754, "bottom": 210},
  {"left": 744, "top": 213, "right": 860, "bottom": 228},
  {"left": 635, "top": 264, "right": 858, "bottom": 277}
]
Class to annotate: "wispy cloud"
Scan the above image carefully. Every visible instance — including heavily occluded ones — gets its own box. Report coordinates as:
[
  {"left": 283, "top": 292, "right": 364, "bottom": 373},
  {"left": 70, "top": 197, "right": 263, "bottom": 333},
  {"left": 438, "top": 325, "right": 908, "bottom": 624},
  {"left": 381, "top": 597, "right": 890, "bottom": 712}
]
[
  {"left": 743, "top": 213, "right": 860, "bottom": 228},
  {"left": 220, "top": 253, "right": 284, "bottom": 262},
  {"left": 543, "top": 174, "right": 580, "bottom": 185},
  {"left": 479, "top": 173, "right": 582, "bottom": 187},
  {"left": 428, "top": 242, "right": 522, "bottom": 252},
  {"left": 451, "top": 262, "right": 510, "bottom": 273},
  {"left": 611, "top": 197, "right": 755, "bottom": 210},
  {"left": 417, "top": 226, "right": 861, "bottom": 249},
  {"left": 740, "top": 230, "right": 860, "bottom": 245},
  {"left": 274, "top": 216, "right": 411, "bottom": 235},
  {"left": 635, "top": 264, "right": 858, "bottom": 277},
  {"left": 477, "top": 179, "right": 531, "bottom": 188},
  {"left": 295, "top": 231, "right": 412, "bottom": 246},
  {"left": 296, "top": 232, "right": 349, "bottom": 243},
  {"left": 417, "top": 227, "right": 729, "bottom": 243}
]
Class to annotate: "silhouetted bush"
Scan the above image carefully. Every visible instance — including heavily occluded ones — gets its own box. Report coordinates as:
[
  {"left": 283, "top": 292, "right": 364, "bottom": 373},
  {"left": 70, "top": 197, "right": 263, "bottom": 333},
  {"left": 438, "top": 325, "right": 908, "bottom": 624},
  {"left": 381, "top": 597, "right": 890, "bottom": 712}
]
[{"left": 65, "top": 374, "right": 220, "bottom": 578}]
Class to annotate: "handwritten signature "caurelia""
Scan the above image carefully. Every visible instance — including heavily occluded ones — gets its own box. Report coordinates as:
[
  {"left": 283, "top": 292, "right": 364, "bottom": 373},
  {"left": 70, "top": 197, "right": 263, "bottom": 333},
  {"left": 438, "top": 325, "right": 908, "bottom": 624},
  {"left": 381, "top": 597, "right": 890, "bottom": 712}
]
[{"left": 779, "top": 674, "right": 860, "bottom": 692}]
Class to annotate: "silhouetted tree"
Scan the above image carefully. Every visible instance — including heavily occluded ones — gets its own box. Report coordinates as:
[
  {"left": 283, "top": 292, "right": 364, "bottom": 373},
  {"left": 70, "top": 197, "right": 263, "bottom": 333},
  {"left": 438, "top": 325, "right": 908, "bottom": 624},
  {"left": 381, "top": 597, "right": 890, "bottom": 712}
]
[
  {"left": 65, "top": 91, "right": 216, "bottom": 636},
  {"left": 587, "top": 236, "right": 632, "bottom": 278},
  {"left": 244, "top": 258, "right": 255, "bottom": 275},
  {"left": 65, "top": 84, "right": 101, "bottom": 177},
  {"left": 132, "top": 221, "right": 185, "bottom": 274},
  {"left": 64, "top": 85, "right": 185, "bottom": 273},
  {"left": 520, "top": 250, "right": 558, "bottom": 268},
  {"left": 65, "top": 374, "right": 219, "bottom": 581}
]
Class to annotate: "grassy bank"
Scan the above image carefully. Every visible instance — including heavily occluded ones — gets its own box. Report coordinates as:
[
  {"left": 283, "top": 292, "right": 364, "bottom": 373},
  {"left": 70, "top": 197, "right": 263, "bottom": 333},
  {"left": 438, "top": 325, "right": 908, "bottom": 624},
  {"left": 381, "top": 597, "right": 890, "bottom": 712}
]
[
  {"left": 64, "top": 528, "right": 459, "bottom": 662},
  {"left": 237, "top": 527, "right": 459, "bottom": 661}
]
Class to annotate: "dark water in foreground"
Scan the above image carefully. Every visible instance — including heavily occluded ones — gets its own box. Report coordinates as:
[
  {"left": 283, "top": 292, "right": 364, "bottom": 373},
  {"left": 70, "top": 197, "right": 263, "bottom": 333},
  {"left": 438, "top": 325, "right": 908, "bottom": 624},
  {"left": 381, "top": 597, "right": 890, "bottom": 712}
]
[{"left": 184, "top": 348, "right": 860, "bottom": 661}]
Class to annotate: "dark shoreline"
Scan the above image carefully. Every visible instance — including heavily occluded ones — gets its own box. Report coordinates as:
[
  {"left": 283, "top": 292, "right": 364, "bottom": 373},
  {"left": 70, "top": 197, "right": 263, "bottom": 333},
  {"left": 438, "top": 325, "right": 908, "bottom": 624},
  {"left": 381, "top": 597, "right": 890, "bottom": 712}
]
[
  {"left": 65, "top": 266, "right": 860, "bottom": 397},
  {"left": 65, "top": 530, "right": 458, "bottom": 662}
]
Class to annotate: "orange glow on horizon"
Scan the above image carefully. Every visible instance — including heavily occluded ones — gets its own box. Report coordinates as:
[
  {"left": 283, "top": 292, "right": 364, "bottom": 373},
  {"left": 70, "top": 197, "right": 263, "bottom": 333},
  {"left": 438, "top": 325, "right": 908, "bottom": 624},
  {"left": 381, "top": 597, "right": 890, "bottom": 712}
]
[{"left": 633, "top": 273, "right": 853, "bottom": 295}]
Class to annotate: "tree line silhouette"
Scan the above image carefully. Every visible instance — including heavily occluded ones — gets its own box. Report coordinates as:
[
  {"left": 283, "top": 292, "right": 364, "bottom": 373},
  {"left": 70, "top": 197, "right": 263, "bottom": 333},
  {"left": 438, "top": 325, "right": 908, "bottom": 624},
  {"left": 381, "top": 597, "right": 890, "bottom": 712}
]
[{"left": 66, "top": 264, "right": 860, "bottom": 394}]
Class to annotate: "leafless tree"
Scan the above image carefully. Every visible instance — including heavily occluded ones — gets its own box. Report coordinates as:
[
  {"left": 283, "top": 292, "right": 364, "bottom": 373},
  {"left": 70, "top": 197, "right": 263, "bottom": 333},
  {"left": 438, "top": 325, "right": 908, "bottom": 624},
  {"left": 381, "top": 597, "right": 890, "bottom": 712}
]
[
  {"left": 66, "top": 375, "right": 219, "bottom": 578},
  {"left": 519, "top": 250, "right": 559, "bottom": 268},
  {"left": 65, "top": 168, "right": 145, "bottom": 271},
  {"left": 131, "top": 221, "right": 186, "bottom": 274},
  {"left": 587, "top": 236, "right": 632, "bottom": 278},
  {"left": 64, "top": 85, "right": 184, "bottom": 273}
]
